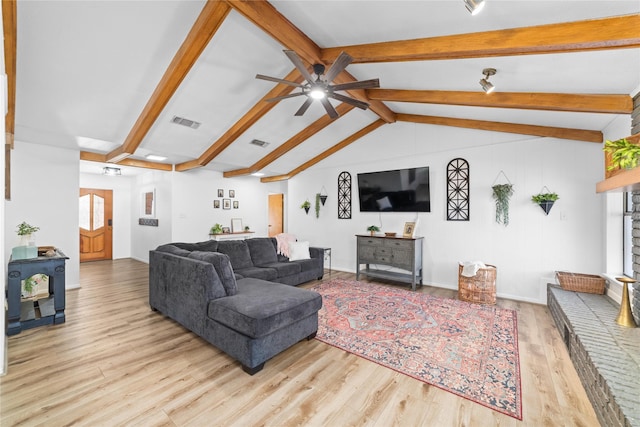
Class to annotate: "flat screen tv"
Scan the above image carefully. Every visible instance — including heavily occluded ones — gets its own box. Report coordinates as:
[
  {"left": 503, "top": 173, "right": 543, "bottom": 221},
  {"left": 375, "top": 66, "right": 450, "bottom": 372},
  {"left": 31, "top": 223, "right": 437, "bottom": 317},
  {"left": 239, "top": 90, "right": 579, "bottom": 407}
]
[{"left": 357, "top": 166, "right": 430, "bottom": 212}]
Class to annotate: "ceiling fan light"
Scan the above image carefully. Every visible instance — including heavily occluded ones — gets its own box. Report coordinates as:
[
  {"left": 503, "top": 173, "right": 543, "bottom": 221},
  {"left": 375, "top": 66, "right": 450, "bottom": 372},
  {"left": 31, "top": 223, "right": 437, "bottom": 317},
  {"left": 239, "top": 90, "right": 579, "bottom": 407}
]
[
  {"left": 309, "top": 88, "right": 326, "bottom": 99},
  {"left": 464, "top": 0, "right": 485, "bottom": 15},
  {"left": 480, "top": 78, "right": 495, "bottom": 93}
]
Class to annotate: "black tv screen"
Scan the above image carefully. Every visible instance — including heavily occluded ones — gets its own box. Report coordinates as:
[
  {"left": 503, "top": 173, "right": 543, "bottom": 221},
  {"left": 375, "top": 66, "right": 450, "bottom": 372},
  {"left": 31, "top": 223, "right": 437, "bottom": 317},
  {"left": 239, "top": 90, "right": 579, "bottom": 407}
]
[{"left": 357, "top": 167, "right": 430, "bottom": 212}]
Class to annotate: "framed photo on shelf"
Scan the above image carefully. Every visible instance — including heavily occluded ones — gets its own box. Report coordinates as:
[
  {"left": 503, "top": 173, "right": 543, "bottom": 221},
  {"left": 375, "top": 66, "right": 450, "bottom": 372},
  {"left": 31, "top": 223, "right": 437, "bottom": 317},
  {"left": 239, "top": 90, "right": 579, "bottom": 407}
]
[
  {"left": 217, "top": 189, "right": 224, "bottom": 197},
  {"left": 213, "top": 200, "right": 220, "bottom": 209},
  {"left": 222, "top": 226, "right": 231, "bottom": 234},
  {"left": 231, "top": 218, "right": 243, "bottom": 233},
  {"left": 223, "top": 199, "right": 231, "bottom": 210},
  {"left": 403, "top": 222, "right": 416, "bottom": 238},
  {"left": 233, "top": 201, "right": 239, "bottom": 209}
]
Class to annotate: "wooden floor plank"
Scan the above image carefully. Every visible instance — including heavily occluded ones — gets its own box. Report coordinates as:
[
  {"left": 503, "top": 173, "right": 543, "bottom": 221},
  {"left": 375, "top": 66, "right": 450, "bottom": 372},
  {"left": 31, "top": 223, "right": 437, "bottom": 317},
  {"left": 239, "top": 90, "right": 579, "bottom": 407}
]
[{"left": 1, "top": 260, "right": 599, "bottom": 426}]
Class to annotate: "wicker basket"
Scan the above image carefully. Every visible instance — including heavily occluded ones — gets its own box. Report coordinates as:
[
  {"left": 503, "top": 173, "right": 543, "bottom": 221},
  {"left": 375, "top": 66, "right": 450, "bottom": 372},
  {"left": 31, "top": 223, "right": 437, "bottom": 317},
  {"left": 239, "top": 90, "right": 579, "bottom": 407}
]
[
  {"left": 458, "top": 263, "right": 497, "bottom": 305},
  {"left": 555, "top": 272, "right": 605, "bottom": 294}
]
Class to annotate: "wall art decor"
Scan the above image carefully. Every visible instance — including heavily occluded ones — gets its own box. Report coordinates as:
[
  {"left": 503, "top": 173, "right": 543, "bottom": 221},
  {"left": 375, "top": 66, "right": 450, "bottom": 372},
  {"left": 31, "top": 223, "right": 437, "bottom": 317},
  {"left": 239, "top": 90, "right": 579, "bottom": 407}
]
[
  {"left": 213, "top": 200, "right": 220, "bottom": 209},
  {"left": 231, "top": 218, "right": 243, "bottom": 233},
  {"left": 446, "top": 158, "right": 470, "bottom": 221},
  {"left": 140, "top": 189, "right": 155, "bottom": 218},
  {"left": 229, "top": 190, "right": 235, "bottom": 198},
  {"left": 233, "top": 201, "right": 239, "bottom": 209},
  {"left": 338, "top": 171, "right": 352, "bottom": 219},
  {"left": 218, "top": 189, "right": 224, "bottom": 197},
  {"left": 223, "top": 199, "right": 231, "bottom": 210}
]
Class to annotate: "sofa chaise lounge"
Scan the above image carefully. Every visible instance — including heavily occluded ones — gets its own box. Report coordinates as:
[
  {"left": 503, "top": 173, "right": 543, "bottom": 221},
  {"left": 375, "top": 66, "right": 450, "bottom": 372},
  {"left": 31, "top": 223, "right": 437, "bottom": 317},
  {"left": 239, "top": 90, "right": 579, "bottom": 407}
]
[{"left": 148, "top": 237, "right": 324, "bottom": 374}]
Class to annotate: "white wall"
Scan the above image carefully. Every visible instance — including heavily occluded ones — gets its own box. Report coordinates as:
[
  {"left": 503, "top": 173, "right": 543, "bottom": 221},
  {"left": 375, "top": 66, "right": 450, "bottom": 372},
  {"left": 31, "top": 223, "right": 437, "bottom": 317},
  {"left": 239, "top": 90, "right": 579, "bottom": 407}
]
[
  {"left": 288, "top": 122, "right": 605, "bottom": 304},
  {"left": 79, "top": 172, "right": 134, "bottom": 259},
  {"left": 4, "top": 141, "right": 80, "bottom": 288},
  {"left": 130, "top": 167, "right": 287, "bottom": 263}
]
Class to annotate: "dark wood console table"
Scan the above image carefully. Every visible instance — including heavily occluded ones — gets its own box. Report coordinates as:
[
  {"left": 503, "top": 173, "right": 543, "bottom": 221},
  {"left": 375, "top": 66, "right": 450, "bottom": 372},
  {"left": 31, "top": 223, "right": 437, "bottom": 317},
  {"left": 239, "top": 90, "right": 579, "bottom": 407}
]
[
  {"left": 356, "top": 235, "right": 423, "bottom": 290},
  {"left": 6, "top": 249, "right": 68, "bottom": 335}
]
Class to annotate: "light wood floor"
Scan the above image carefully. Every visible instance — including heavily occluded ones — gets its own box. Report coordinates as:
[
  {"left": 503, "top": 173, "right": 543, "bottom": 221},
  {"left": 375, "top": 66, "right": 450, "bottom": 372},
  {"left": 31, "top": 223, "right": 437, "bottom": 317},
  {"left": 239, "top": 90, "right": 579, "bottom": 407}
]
[{"left": 1, "top": 259, "right": 599, "bottom": 426}]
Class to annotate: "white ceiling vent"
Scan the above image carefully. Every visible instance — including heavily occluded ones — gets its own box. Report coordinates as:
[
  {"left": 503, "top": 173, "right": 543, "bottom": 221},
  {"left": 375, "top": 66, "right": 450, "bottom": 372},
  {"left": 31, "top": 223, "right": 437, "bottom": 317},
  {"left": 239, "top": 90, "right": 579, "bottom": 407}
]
[
  {"left": 250, "top": 139, "right": 270, "bottom": 148},
  {"left": 171, "top": 115, "right": 200, "bottom": 129}
]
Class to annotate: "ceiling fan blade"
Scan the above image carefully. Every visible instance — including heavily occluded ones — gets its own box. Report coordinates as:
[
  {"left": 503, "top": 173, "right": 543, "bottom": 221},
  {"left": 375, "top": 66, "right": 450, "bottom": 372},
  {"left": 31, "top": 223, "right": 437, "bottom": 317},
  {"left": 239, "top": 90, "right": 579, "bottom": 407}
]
[
  {"left": 324, "top": 51, "right": 353, "bottom": 82},
  {"left": 294, "top": 97, "right": 314, "bottom": 116},
  {"left": 265, "top": 92, "right": 306, "bottom": 102},
  {"left": 329, "top": 93, "right": 370, "bottom": 110},
  {"left": 320, "top": 98, "right": 339, "bottom": 119},
  {"left": 284, "top": 50, "right": 315, "bottom": 83},
  {"left": 331, "top": 78, "right": 380, "bottom": 92},
  {"left": 256, "top": 74, "right": 305, "bottom": 88}
]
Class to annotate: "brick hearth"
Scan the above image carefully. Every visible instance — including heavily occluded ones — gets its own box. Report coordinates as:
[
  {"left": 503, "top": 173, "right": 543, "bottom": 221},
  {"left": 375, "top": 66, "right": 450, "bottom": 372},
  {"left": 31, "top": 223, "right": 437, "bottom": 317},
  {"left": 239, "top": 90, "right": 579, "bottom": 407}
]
[{"left": 547, "top": 285, "right": 640, "bottom": 427}]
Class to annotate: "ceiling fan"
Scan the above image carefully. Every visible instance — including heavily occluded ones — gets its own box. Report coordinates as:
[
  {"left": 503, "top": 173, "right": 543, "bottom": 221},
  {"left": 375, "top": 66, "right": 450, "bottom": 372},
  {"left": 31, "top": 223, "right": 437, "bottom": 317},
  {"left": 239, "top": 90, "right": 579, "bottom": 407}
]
[{"left": 256, "top": 50, "right": 380, "bottom": 119}]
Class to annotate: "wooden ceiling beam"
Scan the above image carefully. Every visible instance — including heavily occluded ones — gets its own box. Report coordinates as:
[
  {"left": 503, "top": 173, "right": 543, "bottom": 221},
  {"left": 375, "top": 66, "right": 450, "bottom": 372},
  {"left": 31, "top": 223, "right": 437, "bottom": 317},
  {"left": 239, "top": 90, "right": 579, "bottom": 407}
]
[
  {"left": 224, "top": 103, "right": 355, "bottom": 178},
  {"left": 226, "top": 0, "right": 395, "bottom": 123},
  {"left": 175, "top": 68, "right": 304, "bottom": 172},
  {"left": 3, "top": 0, "right": 16, "bottom": 149},
  {"left": 261, "top": 119, "right": 387, "bottom": 183},
  {"left": 105, "top": 1, "right": 231, "bottom": 163},
  {"left": 397, "top": 114, "right": 602, "bottom": 143},
  {"left": 321, "top": 14, "right": 640, "bottom": 63},
  {"left": 367, "top": 89, "right": 633, "bottom": 114},
  {"left": 80, "top": 151, "right": 173, "bottom": 171}
]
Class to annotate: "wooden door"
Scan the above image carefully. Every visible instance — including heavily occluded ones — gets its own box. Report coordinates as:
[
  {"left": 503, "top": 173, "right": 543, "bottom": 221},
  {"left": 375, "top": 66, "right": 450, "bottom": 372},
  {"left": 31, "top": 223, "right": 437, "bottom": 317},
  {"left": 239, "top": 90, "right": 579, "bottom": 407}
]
[
  {"left": 268, "top": 193, "right": 284, "bottom": 237},
  {"left": 79, "top": 188, "right": 113, "bottom": 262}
]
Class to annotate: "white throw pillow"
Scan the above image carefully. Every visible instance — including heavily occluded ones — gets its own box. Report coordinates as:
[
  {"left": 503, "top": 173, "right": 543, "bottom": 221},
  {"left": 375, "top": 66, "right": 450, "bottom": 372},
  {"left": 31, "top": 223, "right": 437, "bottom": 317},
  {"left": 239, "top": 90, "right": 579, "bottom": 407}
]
[{"left": 288, "top": 241, "right": 311, "bottom": 261}]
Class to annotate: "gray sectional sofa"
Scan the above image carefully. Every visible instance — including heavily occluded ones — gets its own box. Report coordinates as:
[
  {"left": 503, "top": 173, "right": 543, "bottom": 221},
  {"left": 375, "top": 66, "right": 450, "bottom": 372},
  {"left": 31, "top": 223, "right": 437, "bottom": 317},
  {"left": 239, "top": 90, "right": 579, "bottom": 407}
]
[{"left": 148, "top": 237, "right": 324, "bottom": 374}]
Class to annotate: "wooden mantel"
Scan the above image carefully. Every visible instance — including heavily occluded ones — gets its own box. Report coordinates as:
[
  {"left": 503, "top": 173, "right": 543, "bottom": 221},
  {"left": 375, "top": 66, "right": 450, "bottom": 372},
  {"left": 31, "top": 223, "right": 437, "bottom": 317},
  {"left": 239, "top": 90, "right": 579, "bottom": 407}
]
[{"left": 596, "top": 133, "right": 640, "bottom": 193}]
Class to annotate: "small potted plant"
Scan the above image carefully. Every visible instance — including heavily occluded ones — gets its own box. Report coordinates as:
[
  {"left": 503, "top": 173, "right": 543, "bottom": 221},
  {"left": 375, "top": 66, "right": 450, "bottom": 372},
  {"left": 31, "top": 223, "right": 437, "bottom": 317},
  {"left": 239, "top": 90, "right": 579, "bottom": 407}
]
[
  {"left": 16, "top": 221, "right": 39, "bottom": 246},
  {"left": 367, "top": 225, "right": 380, "bottom": 236},
  {"left": 244, "top": 225, "right": 250, "bottom": 232},
  {"left": 603, "top": 138, "right": 640, "bottom": 171},
  {"left": 300, "top": 200, "right": 311, "bottom": 214},
  {"left": 492, "top": 184, "right": 514, "bottom": 226},
  {"left": 531, "top": 191, "right": 559, "bottom": 215},
  {"left": 210, "top": 223, "right": 223, "bottom": 235}
]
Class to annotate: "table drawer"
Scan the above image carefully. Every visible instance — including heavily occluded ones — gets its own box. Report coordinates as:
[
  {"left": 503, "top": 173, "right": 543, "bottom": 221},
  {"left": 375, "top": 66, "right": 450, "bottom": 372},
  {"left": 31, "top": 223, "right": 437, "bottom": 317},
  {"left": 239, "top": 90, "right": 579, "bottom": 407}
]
[
  {"left": 358, "top": 237, "right": 385, "bottom": 246},
  {"left": 385, "top": 239, "right": 414, "bottom": 250}
]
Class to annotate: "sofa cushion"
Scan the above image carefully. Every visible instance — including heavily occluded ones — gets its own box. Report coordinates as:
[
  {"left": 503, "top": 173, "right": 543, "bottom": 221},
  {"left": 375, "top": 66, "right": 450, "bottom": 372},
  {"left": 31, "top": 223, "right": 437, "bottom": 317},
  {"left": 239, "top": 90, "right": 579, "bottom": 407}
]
[
  {"left": 234, "top": 266, "right": 277, "bottom": 281},
  {"left": 216, "top": 240, "right": 254, "bottom": 270},
  {"left": 245, "top": 238, "right": 278, "bottom": 266},
  {"left": 207, "top": 278, "right": 322, "bottom": 338},
  {"left": 155, "top": 244, "right": 193, "bottom": 257},
  {"left": 191, "top": 240, "right": 219, "bottom": 252},
  {"left": 261, "top": 262, "right": 301, "bottom": 278},
  {"left": 188, "top": 251, "right": 238, "bottom": 296}
]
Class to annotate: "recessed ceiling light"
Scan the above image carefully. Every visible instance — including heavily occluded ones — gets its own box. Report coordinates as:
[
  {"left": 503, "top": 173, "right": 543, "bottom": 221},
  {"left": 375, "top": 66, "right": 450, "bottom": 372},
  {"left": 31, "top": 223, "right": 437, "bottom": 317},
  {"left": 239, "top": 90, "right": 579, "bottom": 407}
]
[
  {"left": 251, "top": 172, "right": 265, "bottom": 177},
  {"left": 146, "top": 154, "right": 167, "bottom": 162}
]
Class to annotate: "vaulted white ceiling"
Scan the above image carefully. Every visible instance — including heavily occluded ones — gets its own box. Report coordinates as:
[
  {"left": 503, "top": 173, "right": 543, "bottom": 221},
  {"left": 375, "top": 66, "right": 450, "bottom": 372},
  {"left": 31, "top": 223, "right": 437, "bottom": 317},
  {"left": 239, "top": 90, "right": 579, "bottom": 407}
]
[{"left": 11, "top": 1, "right": 640, "bottom": 178}]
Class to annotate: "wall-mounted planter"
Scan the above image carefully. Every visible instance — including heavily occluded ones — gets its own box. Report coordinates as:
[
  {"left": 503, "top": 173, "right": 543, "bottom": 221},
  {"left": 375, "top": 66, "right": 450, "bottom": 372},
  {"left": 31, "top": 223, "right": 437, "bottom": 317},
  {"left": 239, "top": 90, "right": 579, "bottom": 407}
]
[{"left": 538, "top": 200, "right": 555, "bottom": 215}]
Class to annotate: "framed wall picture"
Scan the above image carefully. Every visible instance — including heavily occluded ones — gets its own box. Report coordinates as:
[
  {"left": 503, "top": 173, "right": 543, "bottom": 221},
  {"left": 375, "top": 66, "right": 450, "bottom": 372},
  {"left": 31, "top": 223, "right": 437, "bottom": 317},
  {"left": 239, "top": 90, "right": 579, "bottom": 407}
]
[
  {"left": 231, "top": 218, "right": 243, "bottom": 233},
  {"left": 213, "top": 200, "right": 220, "bottom": 209},
  {"left": 229, "top": 190, "right": 235, "bottom": 198},
  {"left": 218, "top": 189, "right": 224, "bottom": 197},
  {"left": 223, "top": 199, "right": 231, "bottom": 210},
  {"left": 403, "top": 222, "right": 416, "bottom": 238},
  {"left": 141, "top": 189, "right": 156, "bottom": 218},
  {"left": 233, "top": 201, "right": 239, "bottom": 209}
]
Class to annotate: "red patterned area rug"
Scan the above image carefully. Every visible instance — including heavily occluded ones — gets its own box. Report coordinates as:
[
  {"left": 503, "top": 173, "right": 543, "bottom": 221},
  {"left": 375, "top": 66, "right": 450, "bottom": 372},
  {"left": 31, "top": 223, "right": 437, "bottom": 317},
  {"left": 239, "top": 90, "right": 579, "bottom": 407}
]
[{"left": 310, "top": 279, "right": 522, "bottom": 420}]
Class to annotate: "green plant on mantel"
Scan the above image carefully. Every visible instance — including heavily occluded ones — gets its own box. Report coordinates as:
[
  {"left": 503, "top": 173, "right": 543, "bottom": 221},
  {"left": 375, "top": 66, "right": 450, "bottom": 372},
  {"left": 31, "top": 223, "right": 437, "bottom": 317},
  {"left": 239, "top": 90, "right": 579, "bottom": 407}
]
[
  {"left": 210, "top": 223, "right": 223, "bottom": 234},
  {"left": 16, "top": 221, "right": 39, "bottom": 236},
  {"left": 492, "top": 184, "right": 514, "bottom": 226},
  {"left": 531, "top": 192, "right": 559, "bottom": 203},
  {"left": 603, "top": 138, "right": 640, "bottom": 171}
]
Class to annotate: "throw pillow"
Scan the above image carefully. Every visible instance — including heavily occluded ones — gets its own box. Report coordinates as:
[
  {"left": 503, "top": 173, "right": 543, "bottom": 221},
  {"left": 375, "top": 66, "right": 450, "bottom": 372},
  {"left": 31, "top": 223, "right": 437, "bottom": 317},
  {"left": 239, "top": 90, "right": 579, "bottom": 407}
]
[
  {"left": 288, "top": 241, "right": 311, "bottom": 261},
  {"left": 188, "top": 251, "right": 238, "bottom": 296}
]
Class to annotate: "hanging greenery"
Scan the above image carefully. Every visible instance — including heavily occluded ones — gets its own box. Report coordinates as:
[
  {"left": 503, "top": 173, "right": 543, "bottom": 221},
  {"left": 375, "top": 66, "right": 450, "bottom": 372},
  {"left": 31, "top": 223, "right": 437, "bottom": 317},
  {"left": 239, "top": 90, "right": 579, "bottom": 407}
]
[
  {"left": 492, "top": 184, "right": 514, "bottom": 226},
  {"left": 315, "top": 193, "right": 321, "bottom": 218}
]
